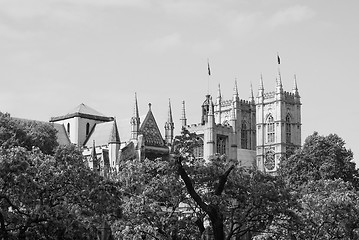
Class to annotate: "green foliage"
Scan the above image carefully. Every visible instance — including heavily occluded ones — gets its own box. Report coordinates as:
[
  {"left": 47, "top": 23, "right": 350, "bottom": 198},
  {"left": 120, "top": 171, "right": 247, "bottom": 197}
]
[
  {"left": 280, "top": 132, "right": 358, "bottom": 189},
  {"left": 0, "top": 145, "right": 122, "bottom": 239},
  {"left": 172, "top": 130, "right": 296, "bottom": 240},
  {"left": 275, "top": 132, "right": 359, "bottom": 240},
  {"left": 113, "top": 158, "right": 199, "bottom": 239},
  {"left": 0, "top": 112, "right": 59, "bottom": 155}
]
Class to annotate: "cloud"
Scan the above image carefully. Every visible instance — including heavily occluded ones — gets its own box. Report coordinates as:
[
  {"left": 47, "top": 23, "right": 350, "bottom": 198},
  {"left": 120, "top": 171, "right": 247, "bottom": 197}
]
[
  {"left": 144, "top": 33, "right": 182, "bottom": 53},
  {"left": 53, "top": 0, "right": 149, "bottom": 8},
  {"left": 158, "top": 0, "right": 216, "bottom": 17},
  {"left": 268, "top": 5, "right": 315, "bottom": 28},
  {"left": 191, "top": 39, "right": 223, "bottom": 55},
  {"left": 226, "top": 12, "right": 262, "bottom": 37}
]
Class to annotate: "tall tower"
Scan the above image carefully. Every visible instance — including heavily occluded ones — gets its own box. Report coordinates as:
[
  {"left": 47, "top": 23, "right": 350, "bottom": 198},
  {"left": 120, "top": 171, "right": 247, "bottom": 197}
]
[
  {"left": 164, "top": 99, "right": 175, "bottom": 145},
  {"left": 130, "top": 93, "right": 140, "bottom": 140},
  {"left": 256, "top": 74, "right": 301, "bottom": 173}
]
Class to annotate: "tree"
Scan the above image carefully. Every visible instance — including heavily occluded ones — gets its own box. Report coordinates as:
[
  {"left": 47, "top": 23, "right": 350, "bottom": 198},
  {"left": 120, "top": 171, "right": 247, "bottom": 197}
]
[
  {"left": 277, "top": 132, "right": 359, "bottom": 240},
  {"left": 279, "top": 132, "right": 358, "bottom": 189},
  {"left": 295, "top": 179, "right": 359, "bottom": 239},
  {"left": 0, "top": 145, "right": 122, "bottom": 239},
  {"left": 172, "top": 130, "right": 296, "bottom": 240},
  {"left": 0, "top": 112, "right": 58, "bottom": 155},
  {"left": 112, "top": 158, "right": 200, "bottom": 239}
]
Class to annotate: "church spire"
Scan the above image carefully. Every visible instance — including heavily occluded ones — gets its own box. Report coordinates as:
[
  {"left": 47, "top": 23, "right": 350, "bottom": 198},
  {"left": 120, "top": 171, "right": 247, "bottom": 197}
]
[
  {"left": 130, "top": 93, "right": 140, "bottom": 140},
  {"left": 293, "top": 74, "right": 300, "bottom": 98},
  {"left": 276, "top": 71, "right": 283, "bottom": 93},
  {"left": 91, "top": 140, "right": 99, "bottom": 172},
  {"left": 167, "top": 99, "right": 173, "bottom": 123},
  {"left": 249, "top": 82, "right": 255, "bottom": 104},
  {"left": 217, "top": 83, "right": 222, "bottom": 99},
  {"left": 276, "top": 53, "right": 283, "bottom": 93},
  {"left": 233, "top": 79, "right": 239, "bottom": 102},
  {"left": 180, "top": 100, "right": 187, "bottom": 129},
  {"left": 258, "top": 74, "right": 264, "bottom": 96},
  {"left": 132, "top": 92, "right": 139, "bottom": 119},
  {"left": 164, "top": 99, "right": 174, "bottom": 145}
]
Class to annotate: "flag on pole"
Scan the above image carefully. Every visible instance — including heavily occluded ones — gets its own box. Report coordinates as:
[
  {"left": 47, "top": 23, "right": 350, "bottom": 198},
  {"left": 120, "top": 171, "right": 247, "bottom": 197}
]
[
  {"left": 207, "top": 61, "right": 211, "bottom": 76},
  {"left": 277, "top": 54, "right": 281, "bottom": 65}
]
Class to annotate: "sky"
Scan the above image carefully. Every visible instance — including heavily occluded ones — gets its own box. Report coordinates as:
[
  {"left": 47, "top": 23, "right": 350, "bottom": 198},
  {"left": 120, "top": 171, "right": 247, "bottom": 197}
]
[{"left": 0, "top": 0, "right": 358, "bottom": 164}]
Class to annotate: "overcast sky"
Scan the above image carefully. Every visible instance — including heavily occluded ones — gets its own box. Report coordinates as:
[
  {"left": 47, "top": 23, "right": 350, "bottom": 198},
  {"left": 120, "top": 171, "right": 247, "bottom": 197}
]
[{"left": 1, "top": 0, "right": 358, "bottom": 164}]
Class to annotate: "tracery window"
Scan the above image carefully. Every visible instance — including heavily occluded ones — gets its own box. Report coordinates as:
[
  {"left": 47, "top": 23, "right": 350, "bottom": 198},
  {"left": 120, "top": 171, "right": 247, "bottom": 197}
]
[
  {"left": 193, "top": 136, "right": 204, "bottom": 159},
  {"left": 216, "top": 135, "right": 227, "bottom": 155},
  {"left": 286, "top": 115, "right": 291, "bottom": 143},
  {"left": 241, "top": 121, "right": 248, "bottom": 149},
  {"left": 267, "top": 115, "right": 275, "bottom": 143}
]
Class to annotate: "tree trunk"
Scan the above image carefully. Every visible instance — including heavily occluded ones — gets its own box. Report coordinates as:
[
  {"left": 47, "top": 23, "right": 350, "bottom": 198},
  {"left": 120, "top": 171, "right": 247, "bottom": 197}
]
[
  {"left": 208, "top": 205, "right": 225, "bottom": 240},
  {"left": 0, "top": 211, "right": 8, "bottom": 240}
]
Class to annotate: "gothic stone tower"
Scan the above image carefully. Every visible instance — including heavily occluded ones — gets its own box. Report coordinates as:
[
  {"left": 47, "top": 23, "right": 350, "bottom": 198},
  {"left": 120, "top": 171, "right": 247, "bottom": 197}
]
[{"left": 256, "top": 74, "right": 301, "bottom": 173}]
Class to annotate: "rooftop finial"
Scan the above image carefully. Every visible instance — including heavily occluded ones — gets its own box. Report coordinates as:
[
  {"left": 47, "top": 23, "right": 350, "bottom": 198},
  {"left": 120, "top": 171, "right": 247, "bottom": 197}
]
[
  {"left": 148, "top": 103, "right": 152, "bottom": 111},
  {"left": 217, "top": 83, "right": 221, "bottom": 98},
  {"left": 167, "top": 98, "right": 173, "bottom": 123},
  {"left": 293, "top": 74, "right": 299, "bottom": 97},
  {"left": 249, "top": 82, "right": 255, "bottom": 103},
  {"left": 233, "top": 78, "right": 239, "bottom": 97},
  {"left": 293, "top": 74, "right": 298, "bottom": 90},
  {"left": 276, "top": 53, "right": 283, "bottom": 91},
  {"left": 133, "top": 92, "right": 139, "bottom": 119},
  {"left": 180, "top": 100, "right": 187, "bottom": 128}
]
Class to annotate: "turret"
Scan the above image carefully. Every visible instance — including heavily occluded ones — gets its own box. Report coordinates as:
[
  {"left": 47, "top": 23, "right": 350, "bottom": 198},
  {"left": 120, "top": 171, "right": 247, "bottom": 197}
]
[
  {"left": 201, "top": 95, "right": 211, "bottom": 125},
  {"left": 233, "top": 79, "right": 239, "bottom": 102},
  {"left": 249, "top": 82, "right": 255, "bottom": 105},
  {"left": 204, "top": 97, "right": 215, "bottom": 161},
  {"left": 130, "top": 93, "right": 140, "bottom": 140},
  {"left": 90, "top": 140, "right": 99, "bottom": 173},
  {"left": 276, "top": 70, "right": 283, "bottom": 94},
  {"left": 180, "top": 100, "right": 187, "bottom": 130},
  {"left": 216, "top": 84, "right": 222, "bottom": 123},
  {"left": 258, "top": 74, "right": 264, "bottom": 97},
  {"left": 164, "top": 99, "right": 174, "bottom": 145},
  {"left": 293, "top": 74, "right": 300, "bottom": 98}
]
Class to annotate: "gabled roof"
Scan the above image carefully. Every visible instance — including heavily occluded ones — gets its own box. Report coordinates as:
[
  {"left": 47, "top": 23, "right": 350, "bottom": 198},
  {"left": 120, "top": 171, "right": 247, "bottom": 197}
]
[
  {"left": 50, "top": 103, "right": 114, "bottom": 122},
  {"left": 84, "top": 120, "right": 120, "bottom": 147},
  {"left": 52, "top": 123, "right": 71, "bottom": 145},
  {"left": 140, "top": 105, "right": 165, "bottom": 147}
]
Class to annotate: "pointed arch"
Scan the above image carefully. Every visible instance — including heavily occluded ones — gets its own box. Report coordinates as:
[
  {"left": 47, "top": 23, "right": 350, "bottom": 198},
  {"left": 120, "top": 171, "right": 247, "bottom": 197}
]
[
  {"left": 266, "top": 114, "right": 275, "bottom": 143},
  {"left": 286, "top": 114, "right": 291, "bottom": 143},
  {"left": 241, "top": 120, "right": 248, "bottom": 149}
]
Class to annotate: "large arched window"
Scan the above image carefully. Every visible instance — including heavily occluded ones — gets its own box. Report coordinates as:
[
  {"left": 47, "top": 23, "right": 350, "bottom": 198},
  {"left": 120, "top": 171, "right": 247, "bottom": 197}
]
[
  {"left": 267, "top": 115, "right": 275, "bottom": 143},
  {"left": 241, "top": 121, "right": 248, "bottom": 149},
  {"left": 86, "top": 123, "right": 90, "bottom": 136},
  {"left": 67, "top": 123, "right": 70, "bottom": 135},
  {"left": 286, "top": 115, "right": 291, "bottom": 143}
]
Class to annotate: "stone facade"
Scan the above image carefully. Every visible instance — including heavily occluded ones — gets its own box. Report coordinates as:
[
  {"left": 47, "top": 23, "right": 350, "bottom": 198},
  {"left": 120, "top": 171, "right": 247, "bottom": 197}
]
[{"left": 50, "top": 73, "right": 301, "bottom": 174}]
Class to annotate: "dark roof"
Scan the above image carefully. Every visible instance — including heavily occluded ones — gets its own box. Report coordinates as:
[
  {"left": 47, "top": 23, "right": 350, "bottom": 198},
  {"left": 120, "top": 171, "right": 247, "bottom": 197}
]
[
  {"left": 50, "top": 103, "right": 114, "bottom": 122},
  {"left": 140, "top": 107, "right": 165, "bottom": 147}
]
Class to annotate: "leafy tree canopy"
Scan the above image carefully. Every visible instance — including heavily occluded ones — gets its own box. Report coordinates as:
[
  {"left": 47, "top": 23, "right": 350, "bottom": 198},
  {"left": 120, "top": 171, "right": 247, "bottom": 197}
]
[
  {"left": 0, "top": 112, "right": 58, "bottom": 155},
  {"left": 0, "top": 145, "right": 122, "bottom": 240},
  {"left": 279, "top": 132, "right": 358, "bottom": 189}
]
